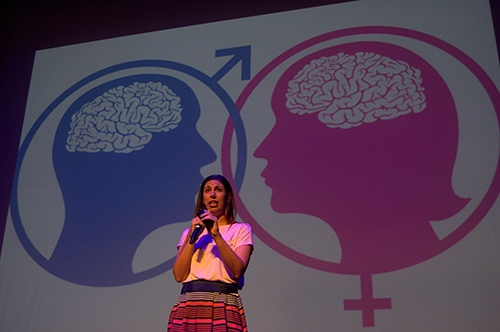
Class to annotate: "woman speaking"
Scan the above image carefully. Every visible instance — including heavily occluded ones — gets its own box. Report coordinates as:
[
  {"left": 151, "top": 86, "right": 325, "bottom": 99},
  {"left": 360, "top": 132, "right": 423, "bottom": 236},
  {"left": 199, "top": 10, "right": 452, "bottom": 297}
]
[{"left": 168, "top": 174, "right": 254, "bottom": 332}]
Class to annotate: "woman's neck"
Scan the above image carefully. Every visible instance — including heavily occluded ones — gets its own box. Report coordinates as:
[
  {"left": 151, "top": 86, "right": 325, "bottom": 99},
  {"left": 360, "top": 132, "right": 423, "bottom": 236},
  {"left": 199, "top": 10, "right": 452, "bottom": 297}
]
[{"left": 217, "top": 215, "right": 233, "bottom": 225}]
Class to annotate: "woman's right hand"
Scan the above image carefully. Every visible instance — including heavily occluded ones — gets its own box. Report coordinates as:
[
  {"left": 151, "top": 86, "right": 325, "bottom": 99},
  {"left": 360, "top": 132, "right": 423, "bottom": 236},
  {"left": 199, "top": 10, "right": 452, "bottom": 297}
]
[
  {"left": 188, "top": 215, "right": 205, "bottom": 237},
  {"left": 173, "top": 216, "right": 204, "bottom": 282}
]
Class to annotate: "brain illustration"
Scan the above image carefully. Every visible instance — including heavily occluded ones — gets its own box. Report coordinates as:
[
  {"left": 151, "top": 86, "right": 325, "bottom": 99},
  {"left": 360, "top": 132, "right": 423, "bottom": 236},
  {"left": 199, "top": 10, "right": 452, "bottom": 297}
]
[
  {"left": 66, "top": 81, "right": 182, "bottom": 153},
  {"left": 285, "top": 52, "right": 426, "bottom": 129}
]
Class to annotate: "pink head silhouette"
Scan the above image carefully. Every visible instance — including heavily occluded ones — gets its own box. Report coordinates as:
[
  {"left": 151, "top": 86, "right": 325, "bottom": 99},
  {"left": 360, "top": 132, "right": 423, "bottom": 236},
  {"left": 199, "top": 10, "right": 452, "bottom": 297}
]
[{"left": 254, "top": 42, "right": 469, "bottom": 274}]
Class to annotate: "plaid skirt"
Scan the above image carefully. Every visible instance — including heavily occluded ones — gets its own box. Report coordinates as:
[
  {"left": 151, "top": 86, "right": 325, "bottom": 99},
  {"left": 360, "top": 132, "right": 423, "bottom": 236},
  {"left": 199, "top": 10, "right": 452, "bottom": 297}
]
[{"left": 167, "top": 291, "right": 248, "bottom": 332}]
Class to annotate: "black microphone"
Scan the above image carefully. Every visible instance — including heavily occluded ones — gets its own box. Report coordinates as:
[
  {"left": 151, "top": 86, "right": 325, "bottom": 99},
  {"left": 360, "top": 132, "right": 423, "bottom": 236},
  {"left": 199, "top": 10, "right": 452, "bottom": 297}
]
[
  {"left": 189, "top": 225, "right": 203, "bottom": 244},
  {"left": 189, "top": 209, "right": 206, "bottom": 244}
]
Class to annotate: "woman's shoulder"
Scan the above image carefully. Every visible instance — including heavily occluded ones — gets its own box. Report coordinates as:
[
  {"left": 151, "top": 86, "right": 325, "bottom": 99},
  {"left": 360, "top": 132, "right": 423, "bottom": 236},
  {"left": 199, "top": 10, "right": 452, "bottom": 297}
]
[
  {"left": 231, "top": 221, "right": 252, "bottom": 231},
  {"left": 221, "top": 221, "right": 252, "bottom": 235}
]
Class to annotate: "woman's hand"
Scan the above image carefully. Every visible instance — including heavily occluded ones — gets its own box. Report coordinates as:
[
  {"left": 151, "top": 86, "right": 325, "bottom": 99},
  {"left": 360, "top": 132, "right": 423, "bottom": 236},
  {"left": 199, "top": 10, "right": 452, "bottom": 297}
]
[
  {"left": 189, "top": 214, "right": 206, "bottom": 238},
  {"left": 197, "top": 208, "right": 220, "bottom": 238}
]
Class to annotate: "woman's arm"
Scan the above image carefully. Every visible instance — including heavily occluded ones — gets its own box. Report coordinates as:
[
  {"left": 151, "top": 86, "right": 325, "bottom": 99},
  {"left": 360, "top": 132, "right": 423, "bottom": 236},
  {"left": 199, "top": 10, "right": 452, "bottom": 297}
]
[
  {"left": 213, "top": 237, "right": 252, "bottom": 280},
  {"left": 200, "top": 208, "right": 253, "bottom": 280},
  {"left": 172, "top": 218, "right": 203, "bottom": 282}
]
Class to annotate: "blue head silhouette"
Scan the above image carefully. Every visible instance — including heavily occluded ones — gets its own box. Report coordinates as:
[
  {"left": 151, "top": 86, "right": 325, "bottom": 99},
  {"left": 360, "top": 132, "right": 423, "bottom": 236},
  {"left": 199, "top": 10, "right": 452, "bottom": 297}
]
[{"left": 50, "top": 74, "right": 215, "bottom": 286}]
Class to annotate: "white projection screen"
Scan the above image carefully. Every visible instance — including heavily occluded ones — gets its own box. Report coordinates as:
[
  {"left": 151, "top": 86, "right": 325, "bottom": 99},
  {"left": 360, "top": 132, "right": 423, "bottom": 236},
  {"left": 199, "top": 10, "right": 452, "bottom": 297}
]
[{"left": 1, "top": 0, "right": 500, "bottom": 331}]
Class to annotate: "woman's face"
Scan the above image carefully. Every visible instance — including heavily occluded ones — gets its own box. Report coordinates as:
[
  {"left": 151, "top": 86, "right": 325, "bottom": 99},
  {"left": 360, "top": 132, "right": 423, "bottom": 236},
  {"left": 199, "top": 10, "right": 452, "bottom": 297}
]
[{"left": 202, "top": 179, "right": 228, "bottom": 218}]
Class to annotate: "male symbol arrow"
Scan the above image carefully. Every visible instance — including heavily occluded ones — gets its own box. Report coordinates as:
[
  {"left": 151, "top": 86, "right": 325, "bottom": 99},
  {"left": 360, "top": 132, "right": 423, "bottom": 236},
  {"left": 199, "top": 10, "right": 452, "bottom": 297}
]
[{"left": 212, "top": 46, "right": 251, "bottom": 82}]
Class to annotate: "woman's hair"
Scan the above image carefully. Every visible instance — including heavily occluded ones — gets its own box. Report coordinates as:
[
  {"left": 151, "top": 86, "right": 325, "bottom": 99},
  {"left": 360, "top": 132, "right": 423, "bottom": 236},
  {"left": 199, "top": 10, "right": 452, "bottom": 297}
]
[{"left": 195, "top": 174, "right": 237, "bottom": 222}]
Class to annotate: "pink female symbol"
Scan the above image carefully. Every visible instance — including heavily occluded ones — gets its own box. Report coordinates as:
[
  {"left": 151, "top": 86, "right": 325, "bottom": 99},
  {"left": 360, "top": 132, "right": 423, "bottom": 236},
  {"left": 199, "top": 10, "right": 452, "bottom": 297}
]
[{"left": 222, "top": 27, "right": 500, "bottom": 327}]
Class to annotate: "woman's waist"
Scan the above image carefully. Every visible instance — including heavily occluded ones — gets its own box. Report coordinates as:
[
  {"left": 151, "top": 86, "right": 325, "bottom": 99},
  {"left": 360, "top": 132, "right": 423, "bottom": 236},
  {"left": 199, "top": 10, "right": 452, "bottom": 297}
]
[{"left": 181, "top": 279, "right": 239, "bottom": 294}]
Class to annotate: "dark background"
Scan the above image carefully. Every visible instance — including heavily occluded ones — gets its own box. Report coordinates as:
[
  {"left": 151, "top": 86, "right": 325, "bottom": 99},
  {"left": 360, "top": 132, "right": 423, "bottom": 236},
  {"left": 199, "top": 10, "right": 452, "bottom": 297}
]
[{"left": 1, "top": 0, "right": 499, "bottom": 253}]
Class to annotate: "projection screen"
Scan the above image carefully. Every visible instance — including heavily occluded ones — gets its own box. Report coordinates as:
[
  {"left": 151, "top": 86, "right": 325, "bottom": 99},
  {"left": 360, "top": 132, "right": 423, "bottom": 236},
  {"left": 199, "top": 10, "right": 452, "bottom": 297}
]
[{"left": 1, "top": 0, "right": 500, "bottom": 331}]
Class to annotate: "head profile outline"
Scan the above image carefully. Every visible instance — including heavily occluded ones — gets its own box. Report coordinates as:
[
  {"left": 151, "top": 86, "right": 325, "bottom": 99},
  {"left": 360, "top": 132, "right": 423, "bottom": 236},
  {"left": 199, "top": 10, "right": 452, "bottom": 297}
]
[
  {"left": 50, "top": 74, "right": 216, "bottom": 286},
  {"left": 254, "top": 41, "right": 469, "bottom": 274}
]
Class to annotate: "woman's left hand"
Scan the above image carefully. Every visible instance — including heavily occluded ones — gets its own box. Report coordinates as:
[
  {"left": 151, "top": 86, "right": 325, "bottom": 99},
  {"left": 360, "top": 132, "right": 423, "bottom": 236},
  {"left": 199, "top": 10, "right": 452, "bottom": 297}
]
[{"left": 198, "top": 209, "right": 220, "bottom": 238}]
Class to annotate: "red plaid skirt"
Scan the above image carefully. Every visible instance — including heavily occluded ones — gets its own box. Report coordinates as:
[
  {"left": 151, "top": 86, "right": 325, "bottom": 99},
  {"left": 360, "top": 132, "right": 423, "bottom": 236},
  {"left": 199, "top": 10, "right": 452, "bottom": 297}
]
[{"left": 167, "top": 291, "right": 248, "bottom": 332}]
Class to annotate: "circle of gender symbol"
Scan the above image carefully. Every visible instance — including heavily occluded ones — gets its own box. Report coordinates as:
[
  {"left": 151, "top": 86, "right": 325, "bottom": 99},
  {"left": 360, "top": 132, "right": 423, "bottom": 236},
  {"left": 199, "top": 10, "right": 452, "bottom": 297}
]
[{"left": 222, "top": 26, "right": 500, "bottom": 326}]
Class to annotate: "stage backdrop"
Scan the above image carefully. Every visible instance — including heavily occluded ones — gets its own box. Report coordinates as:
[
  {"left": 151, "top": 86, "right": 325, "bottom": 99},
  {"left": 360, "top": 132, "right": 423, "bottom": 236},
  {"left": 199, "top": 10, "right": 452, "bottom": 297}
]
[{"left": 1, "top": 0, "right": 500, "bottom": 331}]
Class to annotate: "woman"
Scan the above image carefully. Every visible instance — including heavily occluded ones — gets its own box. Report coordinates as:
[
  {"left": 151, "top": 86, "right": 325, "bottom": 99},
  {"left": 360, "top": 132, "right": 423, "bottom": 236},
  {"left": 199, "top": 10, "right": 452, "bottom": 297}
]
[{"left": 168, "top": 174, "right": 253, "bottom": 332}]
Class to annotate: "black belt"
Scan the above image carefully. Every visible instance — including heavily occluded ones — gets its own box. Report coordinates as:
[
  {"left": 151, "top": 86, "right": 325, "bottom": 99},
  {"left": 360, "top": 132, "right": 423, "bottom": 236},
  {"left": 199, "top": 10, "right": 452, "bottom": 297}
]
[{"left": 181, "top": 280, "right": 238, "bottom": 294}]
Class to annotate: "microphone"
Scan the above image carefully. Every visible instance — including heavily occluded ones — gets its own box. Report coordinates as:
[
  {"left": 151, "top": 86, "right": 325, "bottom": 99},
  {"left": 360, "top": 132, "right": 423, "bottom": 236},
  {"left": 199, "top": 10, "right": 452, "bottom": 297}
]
[
  {"left": 189, "top": 225, "right": 203, "bottom": 244},
  {"left": 189, "top": 209, "right": 206, "bottom": 244}
]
